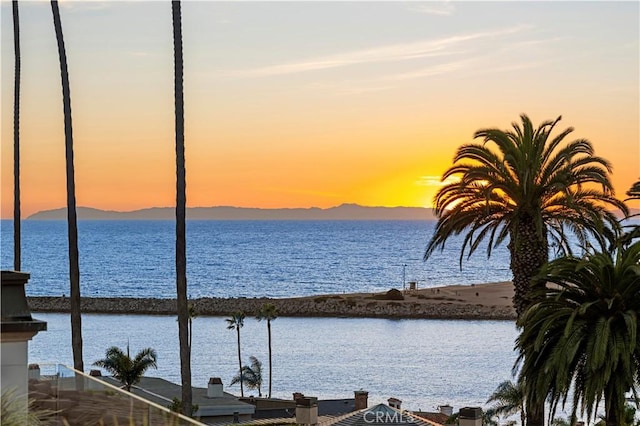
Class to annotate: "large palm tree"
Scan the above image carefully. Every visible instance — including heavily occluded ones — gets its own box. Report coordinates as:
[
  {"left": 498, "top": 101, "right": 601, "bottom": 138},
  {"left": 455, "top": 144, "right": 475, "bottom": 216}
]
[
  {"left": 256, "top": 303, "right": 278, "bottom": 398},
  {"left": 424, "top": 115, "right": 626, "bottom": 425},
  {"left": 516, "top": 240, "right": 640, "bottom": 426},
  {"left": 486, "top": 380, "right": 525, "bottom": 426},
  {"left": 12, "top": 0, "right": 21, "bottom": 272},
  {"left": 226, "top": 311, "right": 246, "bottom": 397},
  {"left": 50, "top": 0, "right": 83, "bottom": 374},
  {"left": 172, "top": 0, "right": 191, "bottom": 416},
  {"left": 425, "top": 114, "right": 625, "bottom": 317},
  {"left": 93, "top": 345, "right": 158, "bottom": 392},
  {"left": 230, "top": 356, "right": 263, "bottom": 397}
]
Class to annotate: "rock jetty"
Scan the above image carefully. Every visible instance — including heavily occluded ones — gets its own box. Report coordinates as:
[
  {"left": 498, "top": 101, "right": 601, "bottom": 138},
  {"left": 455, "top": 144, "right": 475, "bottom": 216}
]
[{"left": 27, "top": 288, "right": 516, "bottom": 321}]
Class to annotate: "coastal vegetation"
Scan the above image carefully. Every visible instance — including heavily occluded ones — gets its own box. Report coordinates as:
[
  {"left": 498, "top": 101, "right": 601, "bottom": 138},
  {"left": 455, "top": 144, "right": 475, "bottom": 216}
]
[
  {"left": 425, "top": 114, "right": 629, "bottom": 425},
  {"left": 5, "top": 1, "right": 638, "bottom": 421},
  {"left": 171, "top": 0, "right": 192, "bottom": 416},
  {"left": 1, "top": 389, "right": 55, "bottom": 426},
  {"left": 168, "top": 397, "right": 198, "bottom": 417},
  {"left": 424, "top": 114, "right": 625, "bottom": 317},
  {"left": 256, "top": 303, "right": 279, "bottom": 398},
  {"left": 485, "top": 380, "right": 524, "bottom": 426},
  {"left": 227, "top": 311, "right": 247, "bottom": 397},
  {"left": 11, "top": 0, "right": 21, "bottom": 272},
  {"left": 93, "top": 345, "right": 158, "bottom": 392},
  {"left": 50, "top": 0, "right": 84, "bottom": 376},
  {"left": 517, "top": 240, "right": 640, "bottom": 425},
  {"left": 231, "top": 356, "right": 263, "bottom": 397}
]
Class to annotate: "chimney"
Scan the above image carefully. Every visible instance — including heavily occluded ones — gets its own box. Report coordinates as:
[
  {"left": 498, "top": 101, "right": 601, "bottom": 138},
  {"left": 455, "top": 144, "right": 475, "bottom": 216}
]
[
  {"left": 296, "top": 396, "right": 318, "bottom": 426},
  {"left": 458, "top": 407, "right": 482, "bottom": 426},
  {"left": 387, "top": 397, "right": 401, "bottom": 410},
  {"left": 354, "top": 390, "right": 368, "bottom": 410},
  {"left": 438, "top": 405, "right": 453, "bottom": 416},
  {"left": 89, "top": 369, "right": 102, "bottom": 377},
  {"left": 207, "top": 377, "right": 224, "bottom": 398},
  {"left": 293, "top": 392, "right": 305, "bottom": 401},
  {"left": 28, "top": 364, "right": 41, "bottom": 380}
]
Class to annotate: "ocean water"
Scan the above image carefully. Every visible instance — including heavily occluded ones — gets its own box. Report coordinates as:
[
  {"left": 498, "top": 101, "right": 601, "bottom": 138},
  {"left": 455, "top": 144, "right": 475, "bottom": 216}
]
[
  {"left": 2, "top": 219, "right": 520, "bottom": 417},
  {"left": 0, "top": 220, "right": 512, "bottom": 298},
  {"left": 29, "top": 313, "right": 520, "bottom": 415},
  {"left": 2, "top": 219, "right": 621, "bottom": 423}
]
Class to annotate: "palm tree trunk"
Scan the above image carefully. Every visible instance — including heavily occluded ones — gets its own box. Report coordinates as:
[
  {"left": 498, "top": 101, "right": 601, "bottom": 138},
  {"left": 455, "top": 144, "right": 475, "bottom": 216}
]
[
  {"left": 604, "top": 382, "right": 623, "bottom": 426},
  {"left": 188, "top": 316, "right": 193, "bottom": 350},
  {"left": 237, "top": 328, "right": 244, "bottom": 397},
  {"left": 51, "top": 0, "right": 83, "bottom": 375},
  {"left": 12, "top": 0, "right": 21, "bottom": 272},
  {"left": 172, "top": 0, "right": 192, "bottom": 416},
  {"left": 267, "top": 320, "right": 272, "bottom": 398},
  {"left": 509, "top": 216, "right": 548, "bottom": 426}
]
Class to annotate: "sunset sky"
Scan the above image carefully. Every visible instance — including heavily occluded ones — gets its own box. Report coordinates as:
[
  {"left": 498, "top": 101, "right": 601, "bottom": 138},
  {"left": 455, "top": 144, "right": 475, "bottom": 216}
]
[{"left": 1, "top": 0, "right": 639, "bottom": 219}]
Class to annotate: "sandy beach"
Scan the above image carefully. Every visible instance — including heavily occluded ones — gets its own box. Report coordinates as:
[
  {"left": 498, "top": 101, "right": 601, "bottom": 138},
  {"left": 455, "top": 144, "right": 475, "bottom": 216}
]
[{"left": 27, "top": 281, "right": 516, "bottom": 320}]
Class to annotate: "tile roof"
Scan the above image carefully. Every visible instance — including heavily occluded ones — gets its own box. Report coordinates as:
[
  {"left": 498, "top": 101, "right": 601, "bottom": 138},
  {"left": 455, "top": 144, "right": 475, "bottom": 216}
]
[
  {"left": 411, "top": 411, "right": 450, "bottom": 426},
  {"left": 328, "top": 404, "right": 441, "bottom": 426}
]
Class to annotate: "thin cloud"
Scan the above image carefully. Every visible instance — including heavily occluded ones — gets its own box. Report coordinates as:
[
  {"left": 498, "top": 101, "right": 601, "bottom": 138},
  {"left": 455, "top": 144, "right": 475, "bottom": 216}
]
[
  {"left": 381, "top": 59, "right": 473, "bottom": 82},
  {"left": 310, "top": 83, "right": 396, "bottom": 97},
  {"left": 408, "top": 2, "right": 455, "bottom": 16},
  {"left": 224, "top": 25, "right": 531, "bottom": 79}
]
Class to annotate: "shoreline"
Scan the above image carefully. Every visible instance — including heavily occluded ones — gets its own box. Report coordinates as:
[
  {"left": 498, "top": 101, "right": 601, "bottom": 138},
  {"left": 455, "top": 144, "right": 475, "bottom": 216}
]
[{"left": 27, "top": 281, "right": 516, "bottom": 321}]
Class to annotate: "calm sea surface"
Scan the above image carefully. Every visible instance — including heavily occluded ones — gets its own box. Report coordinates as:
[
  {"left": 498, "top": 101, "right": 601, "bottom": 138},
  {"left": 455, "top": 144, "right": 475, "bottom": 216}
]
[
  {"left": 0, "top": 220, "right": 512, "bottom": 298},
  {"left": 2, "top": 220, "right": 518, "bottom": 415},
  {"left": 29, "top": 313, "right": 519, "bottom": 414}
]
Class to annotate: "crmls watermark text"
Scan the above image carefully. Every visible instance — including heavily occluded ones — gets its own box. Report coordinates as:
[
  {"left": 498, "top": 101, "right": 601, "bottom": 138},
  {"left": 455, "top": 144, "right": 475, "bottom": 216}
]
[{"left": 363, "top": 411, "right": 416, "bottom": 423}]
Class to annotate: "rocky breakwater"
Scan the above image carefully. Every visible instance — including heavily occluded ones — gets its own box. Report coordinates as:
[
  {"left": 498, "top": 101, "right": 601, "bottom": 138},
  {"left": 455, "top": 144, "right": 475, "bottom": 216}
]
[{"left": 27, "top": 288, "right": 516, "bottom": 320}]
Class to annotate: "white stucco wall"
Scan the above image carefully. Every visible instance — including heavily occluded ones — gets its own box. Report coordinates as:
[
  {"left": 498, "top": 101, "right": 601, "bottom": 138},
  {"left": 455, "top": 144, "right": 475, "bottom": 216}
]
[{"left": 1, "top": 340, "right": 29, "bottom": 411}]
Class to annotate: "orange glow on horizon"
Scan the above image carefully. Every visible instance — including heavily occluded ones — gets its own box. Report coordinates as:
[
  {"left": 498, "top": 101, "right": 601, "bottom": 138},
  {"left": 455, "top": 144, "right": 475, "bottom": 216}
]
[{"left": 1, "top": 1, "right": 637, "bottom": 219}]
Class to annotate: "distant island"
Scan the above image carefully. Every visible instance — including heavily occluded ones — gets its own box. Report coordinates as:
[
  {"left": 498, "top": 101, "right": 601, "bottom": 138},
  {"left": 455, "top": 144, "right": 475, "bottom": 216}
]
[{"left": 27, "top": 204, "right": 436, "bottom": 221}]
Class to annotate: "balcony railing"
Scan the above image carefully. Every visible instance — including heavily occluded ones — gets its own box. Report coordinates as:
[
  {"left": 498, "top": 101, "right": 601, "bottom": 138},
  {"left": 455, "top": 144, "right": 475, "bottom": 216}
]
[{"left": 27, "top": 364, "right": 205, "bottom": 426}]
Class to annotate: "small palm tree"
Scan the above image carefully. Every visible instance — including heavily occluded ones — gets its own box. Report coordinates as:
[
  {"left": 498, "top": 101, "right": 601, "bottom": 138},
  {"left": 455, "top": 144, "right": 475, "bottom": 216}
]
[
  {"left": 93, "top": 345, "right": 158, "bottom": 392},
  {"left": 230, "top": 356, "right": 263, "bottom": 397},
  {"left": 226, "top": 311, "right": 246, "bottom": 397},
  {"left": 516, "top": 240, "right": 640, "bottom": 426},
  {"left": 486, "top": 380, "right": 525, "bottom": 426},
  {"left": 256, "top": 303, "right": 278, "bottom": 398}
]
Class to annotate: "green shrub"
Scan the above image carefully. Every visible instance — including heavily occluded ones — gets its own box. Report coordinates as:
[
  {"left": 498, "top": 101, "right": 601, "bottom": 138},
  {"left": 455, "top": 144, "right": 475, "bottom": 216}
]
[{"left": 385, "top": 289, "right": 404, "bottom": 300}]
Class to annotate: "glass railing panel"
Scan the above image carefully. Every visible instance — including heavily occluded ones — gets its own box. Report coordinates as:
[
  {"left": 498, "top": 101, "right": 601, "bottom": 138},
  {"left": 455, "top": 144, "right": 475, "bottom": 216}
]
[{"left": 27, "top": 364, "right": 204, "bottom": 426}]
